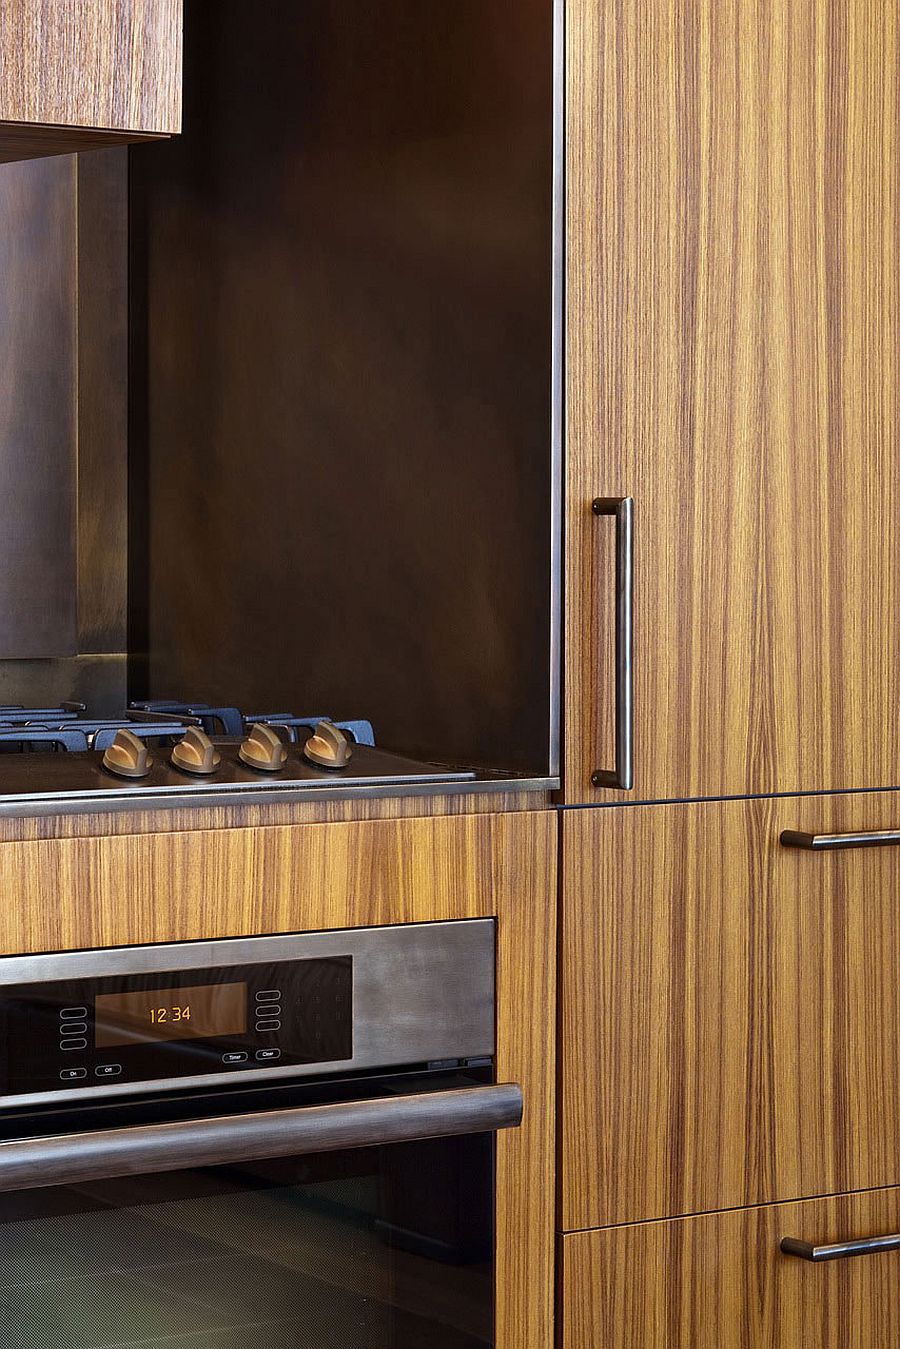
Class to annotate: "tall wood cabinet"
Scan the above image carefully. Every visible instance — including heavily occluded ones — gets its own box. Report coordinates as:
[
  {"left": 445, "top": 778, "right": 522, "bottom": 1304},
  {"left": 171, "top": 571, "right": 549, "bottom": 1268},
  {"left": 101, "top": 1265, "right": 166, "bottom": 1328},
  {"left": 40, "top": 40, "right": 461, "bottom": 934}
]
[
  {"left": 565, "top": 0, "right": 900, "bottom": 806},
  {"left": 561, "top": 0, "right": 900, "bottom": 1343}
]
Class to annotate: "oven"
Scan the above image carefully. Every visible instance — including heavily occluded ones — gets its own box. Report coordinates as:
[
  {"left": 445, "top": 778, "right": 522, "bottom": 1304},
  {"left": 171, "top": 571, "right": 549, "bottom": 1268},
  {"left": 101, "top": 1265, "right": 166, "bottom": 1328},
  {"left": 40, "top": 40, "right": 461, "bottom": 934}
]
[{"left": 0, "top": 920, "right": 518, "bottom": 1348}]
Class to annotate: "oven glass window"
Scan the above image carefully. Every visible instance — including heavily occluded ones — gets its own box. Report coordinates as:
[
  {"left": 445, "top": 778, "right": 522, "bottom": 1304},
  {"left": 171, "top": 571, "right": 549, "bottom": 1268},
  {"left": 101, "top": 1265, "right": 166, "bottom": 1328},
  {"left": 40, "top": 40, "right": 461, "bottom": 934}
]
[{"left": 0, "top": 1132, "right": 494, "bottom": 1349}]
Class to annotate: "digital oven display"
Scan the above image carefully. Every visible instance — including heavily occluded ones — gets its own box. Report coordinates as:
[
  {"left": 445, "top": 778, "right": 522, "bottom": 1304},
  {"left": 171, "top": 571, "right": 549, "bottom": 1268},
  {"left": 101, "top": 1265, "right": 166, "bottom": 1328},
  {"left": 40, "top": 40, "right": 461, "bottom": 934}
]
[{"left": 94, "top": 983, "right": 248, "bottom": 1047}]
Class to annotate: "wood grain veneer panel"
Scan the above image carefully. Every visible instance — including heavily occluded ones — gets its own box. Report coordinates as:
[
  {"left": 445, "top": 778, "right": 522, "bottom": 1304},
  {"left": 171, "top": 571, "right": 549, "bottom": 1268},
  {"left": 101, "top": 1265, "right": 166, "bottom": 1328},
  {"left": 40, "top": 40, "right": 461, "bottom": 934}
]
[
  {"left": 0, "top": 809, "right": 556, "bottom": 1349},
  {"left": 560, "top": 1187, "right": 900, "bottom": 1349},
  {"left": 0, "top": 789, "right": 551, "bottom": 843},
  {"left": 561, "top": 793, "right": 900, "bottom": 1229},
  {"left": 565, "top": 0, "right": 900, "bottom": 802},
  {"left": 0, "top": 1, "right": 182, "bottom": 136}
]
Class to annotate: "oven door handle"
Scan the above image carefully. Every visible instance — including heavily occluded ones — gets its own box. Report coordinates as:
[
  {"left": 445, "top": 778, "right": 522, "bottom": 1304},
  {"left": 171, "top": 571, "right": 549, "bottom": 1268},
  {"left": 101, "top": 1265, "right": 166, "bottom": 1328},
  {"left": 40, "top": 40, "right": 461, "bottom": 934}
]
[{"left": 0, "top": 1083, "right": 523, "bottom": 1194}]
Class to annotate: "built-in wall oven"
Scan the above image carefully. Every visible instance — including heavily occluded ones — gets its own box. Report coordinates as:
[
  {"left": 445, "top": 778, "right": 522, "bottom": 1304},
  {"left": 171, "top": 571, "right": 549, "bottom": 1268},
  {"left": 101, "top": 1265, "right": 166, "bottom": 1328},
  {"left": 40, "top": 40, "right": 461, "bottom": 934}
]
[{"left": 0, "top": 920, "right": 518, "bottom": 1349}]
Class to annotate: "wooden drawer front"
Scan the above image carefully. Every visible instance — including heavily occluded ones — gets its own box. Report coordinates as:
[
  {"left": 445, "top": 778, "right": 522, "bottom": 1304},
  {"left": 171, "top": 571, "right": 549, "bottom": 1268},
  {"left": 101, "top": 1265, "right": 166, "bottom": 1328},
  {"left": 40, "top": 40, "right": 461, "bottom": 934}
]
[
  {"left": 561, "top": 793, "right": 900, "bottom": 1230},
  {"left": 560, "top": 1188, "right": 900, "bottom": 1349}
]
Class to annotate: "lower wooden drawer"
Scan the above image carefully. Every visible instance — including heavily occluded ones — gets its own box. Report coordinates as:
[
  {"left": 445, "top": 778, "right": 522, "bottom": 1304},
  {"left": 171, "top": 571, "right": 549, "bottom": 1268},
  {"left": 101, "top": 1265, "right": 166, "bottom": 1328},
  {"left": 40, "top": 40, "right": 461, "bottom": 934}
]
[{"left": 559, "top": 1187, "right": 900, "bottom": 1348}]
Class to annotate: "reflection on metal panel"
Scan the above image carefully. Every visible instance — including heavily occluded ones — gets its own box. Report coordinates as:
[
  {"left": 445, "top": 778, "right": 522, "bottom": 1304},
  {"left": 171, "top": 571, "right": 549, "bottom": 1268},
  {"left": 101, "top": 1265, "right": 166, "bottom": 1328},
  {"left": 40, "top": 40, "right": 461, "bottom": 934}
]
[{"left": 0, "top": 156, "right": 77, "bottom": 658}]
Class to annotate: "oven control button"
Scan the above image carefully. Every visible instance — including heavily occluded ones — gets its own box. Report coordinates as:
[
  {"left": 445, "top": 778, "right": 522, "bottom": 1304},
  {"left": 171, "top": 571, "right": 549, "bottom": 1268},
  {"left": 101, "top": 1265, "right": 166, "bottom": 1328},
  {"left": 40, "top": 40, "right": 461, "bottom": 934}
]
[
  {"left": 60, "top": 1068, "right": 87, "bottom": 1081},
  {"left": 60, "top": 1006, "right": 88, "bottom": 1020},
  {"left": 303, "top": 720, "right": 352, "bottom": 769},
  {"left": 102, "top": 728, "right": 153, "bottom": 779},
  {"left": 238, "top": 723, "right": 287, "bottom": 772},
  {"left": 256, "top": 990, "right": 281, "bottom": 1002},
  {"left": 255, "top": 1019, "right": 281, "bottom": 1032},
  {"left": 171, "top": 726, "right": 221, "bottom": 776},
  {"left": 256, "top": 1048, "right": 281, "bottom": 1062},
  {"left": 59, "top": 1022, "right": 87, "bottom": 1037},
  {"left": 95, "top": 1064, "right": 122, "bottom": 1077},
  {"left": 222, "top": 1051, "right": 249, "bottom": 1064},
  {"left": 60, "top": 1038, "right": 87, "bottom": 1051},
  {"left": 254, "top": 1004, "right": 281, "bottom": 1017}
]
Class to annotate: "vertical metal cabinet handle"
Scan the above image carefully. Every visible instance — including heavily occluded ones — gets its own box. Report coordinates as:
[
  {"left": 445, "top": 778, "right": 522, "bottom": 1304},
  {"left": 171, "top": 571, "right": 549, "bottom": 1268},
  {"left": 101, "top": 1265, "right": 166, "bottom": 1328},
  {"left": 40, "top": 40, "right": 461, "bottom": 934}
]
[
  {"left": 780, "top": 830, "right": 900, "bottom": 851},
  {"left": 781, "top": 1234, "right": 900, "bottom": 1262},
  {"left": 591, "top": 496, "right": 634, "bottom": 790}
]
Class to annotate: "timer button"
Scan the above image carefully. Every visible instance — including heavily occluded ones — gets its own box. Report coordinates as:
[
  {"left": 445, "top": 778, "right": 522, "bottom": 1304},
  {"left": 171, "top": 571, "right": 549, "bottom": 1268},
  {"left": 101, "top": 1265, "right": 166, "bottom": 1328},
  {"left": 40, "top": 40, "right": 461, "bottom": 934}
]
[
  {"left": 95, "top": 1064, "right": 122, "bottom": 1077},
  {"left": 256, "top": 1048, "right": 281, "bottom": 1061},
  {"left": 60, "top": 1067, "right": 87, "bottom": 1081},
  {"left": 222, "top": 1051, "right": 248, "bottom": 1064}
]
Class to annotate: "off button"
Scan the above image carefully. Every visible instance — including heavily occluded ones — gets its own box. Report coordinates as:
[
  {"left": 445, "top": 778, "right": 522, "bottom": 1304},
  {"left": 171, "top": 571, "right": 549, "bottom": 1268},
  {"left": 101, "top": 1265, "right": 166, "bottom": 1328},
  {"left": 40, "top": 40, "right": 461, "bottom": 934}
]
[{"left": 95, "top": 1064, "right": 122, "bottom": 1078}]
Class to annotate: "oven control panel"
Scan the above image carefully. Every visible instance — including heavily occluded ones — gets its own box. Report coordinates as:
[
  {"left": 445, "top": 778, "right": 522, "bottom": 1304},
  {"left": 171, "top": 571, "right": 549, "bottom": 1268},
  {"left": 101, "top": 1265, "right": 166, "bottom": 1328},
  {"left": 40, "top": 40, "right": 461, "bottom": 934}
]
[
  {"left": 0, "top": 921, "right": 495, "bottom": 1107},
  {"left": 0, "top": 957, "right": 352, "bottom": 1100}
]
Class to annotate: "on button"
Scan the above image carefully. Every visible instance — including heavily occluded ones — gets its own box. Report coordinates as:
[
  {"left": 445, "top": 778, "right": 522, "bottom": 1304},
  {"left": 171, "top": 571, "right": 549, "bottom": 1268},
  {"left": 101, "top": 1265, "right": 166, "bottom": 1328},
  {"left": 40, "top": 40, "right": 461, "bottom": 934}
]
[
  {"left": 60, "top": 1068, "right": 87, "bottom": 1081},
  {"left": 95, "top": 1064, "right": 122, "bottom": 1078}
]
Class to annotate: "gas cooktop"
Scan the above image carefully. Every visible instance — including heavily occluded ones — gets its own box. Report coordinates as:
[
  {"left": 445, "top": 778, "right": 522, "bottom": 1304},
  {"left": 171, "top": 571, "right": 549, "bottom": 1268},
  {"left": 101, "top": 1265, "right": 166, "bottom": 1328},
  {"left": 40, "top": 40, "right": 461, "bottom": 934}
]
[{"left": 0, "top": 700, "right": 483, "bottom": 812}]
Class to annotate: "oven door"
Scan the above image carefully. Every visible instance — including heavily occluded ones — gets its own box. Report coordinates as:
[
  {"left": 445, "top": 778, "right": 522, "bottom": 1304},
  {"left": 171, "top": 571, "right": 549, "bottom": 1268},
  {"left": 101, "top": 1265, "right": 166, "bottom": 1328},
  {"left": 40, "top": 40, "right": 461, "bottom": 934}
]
[{"left": 0, "top": 1067, "right": 520, "bottom": 1349}]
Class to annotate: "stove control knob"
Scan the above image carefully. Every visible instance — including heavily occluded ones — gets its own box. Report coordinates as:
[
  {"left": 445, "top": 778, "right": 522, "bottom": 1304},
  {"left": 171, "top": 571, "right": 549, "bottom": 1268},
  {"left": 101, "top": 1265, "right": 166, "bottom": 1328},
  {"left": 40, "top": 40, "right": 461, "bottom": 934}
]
[
  {"left": 303, "top": 720, "right": 353, "bottom": 769},
  {"left": 102, "top": 729, "right": 153, "bottom": 779},
  {"left": 171, "top": 726, "right": 221, "bottom": 775},
  {"left": 239, "top": 722, "right": 288, "bottom": 772}
]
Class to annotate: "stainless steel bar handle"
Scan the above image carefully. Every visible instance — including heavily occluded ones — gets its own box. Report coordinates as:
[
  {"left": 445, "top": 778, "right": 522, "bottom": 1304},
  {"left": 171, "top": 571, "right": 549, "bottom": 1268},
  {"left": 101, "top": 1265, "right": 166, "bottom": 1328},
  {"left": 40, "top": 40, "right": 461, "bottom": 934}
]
[
  {"left": 591, "top": 496, "right": 634, "bottom": 791},
  {"left": 781, "top": 1233, "right": 900, "bottom": 1262},
  {"left": 780, "top": 830, "right": 900, "bottom": 852},
  {"left": 0, "top": 1082, "right": 523, "bottom": 1195}
]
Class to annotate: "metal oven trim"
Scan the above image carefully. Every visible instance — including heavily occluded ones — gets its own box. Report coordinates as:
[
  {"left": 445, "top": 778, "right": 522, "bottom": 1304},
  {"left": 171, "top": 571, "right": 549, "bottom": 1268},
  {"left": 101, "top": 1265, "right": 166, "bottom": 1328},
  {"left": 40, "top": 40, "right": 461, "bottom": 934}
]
[{"left": 0, "top": 919, "right": 495, "bottom": 1109}]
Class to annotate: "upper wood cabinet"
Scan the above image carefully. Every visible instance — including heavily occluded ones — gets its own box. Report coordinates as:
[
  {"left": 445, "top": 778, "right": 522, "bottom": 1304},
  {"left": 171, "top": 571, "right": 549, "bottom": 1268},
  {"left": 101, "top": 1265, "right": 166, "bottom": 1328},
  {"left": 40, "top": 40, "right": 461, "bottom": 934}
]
[
  {"left": 0, "top": 0, "right": 182, "bottom": 162},
  {"left": 565, "top": 0, "right": 900, "bottom": 803}
]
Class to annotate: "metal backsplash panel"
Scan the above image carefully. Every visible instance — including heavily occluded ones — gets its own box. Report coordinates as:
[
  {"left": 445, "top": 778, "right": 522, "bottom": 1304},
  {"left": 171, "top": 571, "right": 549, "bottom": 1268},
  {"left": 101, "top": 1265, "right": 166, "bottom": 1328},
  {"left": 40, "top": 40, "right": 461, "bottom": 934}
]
[{"left": 129, "top": 0, "right": 555, "bottom": 776}]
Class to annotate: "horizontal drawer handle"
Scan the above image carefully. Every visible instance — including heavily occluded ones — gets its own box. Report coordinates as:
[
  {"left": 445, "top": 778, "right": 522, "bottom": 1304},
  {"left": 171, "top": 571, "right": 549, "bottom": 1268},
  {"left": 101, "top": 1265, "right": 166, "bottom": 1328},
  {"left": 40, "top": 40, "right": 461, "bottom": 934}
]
[
  {"left": 781, "top": 1234, "right": 900, "bottom": 1262},
  {"left": 780, "top": 830, "right": 900, "bottom": 852}
]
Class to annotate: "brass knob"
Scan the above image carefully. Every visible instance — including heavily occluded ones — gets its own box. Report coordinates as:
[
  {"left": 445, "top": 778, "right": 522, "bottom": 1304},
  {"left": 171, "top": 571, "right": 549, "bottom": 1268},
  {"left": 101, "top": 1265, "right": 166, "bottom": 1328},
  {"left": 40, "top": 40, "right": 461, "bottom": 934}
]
[
  {"left": 171, "top": 726, "right": 221, "bottom": 775},
  {"left": 303, "top": 720, "right": 352, "bottom": 769},
  {"left": 102, "top": 729, "right": 153, "bottom": 779},
  {"left": 239, "top": 722, "right": 288, "bottom": 772}
]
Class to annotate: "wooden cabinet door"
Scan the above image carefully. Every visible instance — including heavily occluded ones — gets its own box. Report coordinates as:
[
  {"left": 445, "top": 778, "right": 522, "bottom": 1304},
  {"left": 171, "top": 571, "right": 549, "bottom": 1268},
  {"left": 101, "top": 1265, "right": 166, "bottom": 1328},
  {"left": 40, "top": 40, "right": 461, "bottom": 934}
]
[
  {"left": 0, "top": 1, "right": 182, "bottom": 162},
  {"left": 560, "top": 1187, "right": 900, "bottom": 1349},
  {"left": 560, "top": 794, "right": 900, "bottom": 1231},
  {"left": 565, "top": 0, "right": 900, "bottom": 803}
]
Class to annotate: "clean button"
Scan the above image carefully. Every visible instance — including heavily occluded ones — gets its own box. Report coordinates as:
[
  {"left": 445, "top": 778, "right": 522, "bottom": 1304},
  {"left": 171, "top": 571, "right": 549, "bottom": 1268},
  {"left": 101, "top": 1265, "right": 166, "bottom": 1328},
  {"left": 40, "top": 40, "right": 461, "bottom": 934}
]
[
  {"left": 256, "top": 1048, "right": 281, "bottom": 1062},
  {"left": 95, "top": 1064, "right": 122, "bottom": 1077},
  {"left": 60, "top": 1068, "right": 87, "bottom": 1081}
]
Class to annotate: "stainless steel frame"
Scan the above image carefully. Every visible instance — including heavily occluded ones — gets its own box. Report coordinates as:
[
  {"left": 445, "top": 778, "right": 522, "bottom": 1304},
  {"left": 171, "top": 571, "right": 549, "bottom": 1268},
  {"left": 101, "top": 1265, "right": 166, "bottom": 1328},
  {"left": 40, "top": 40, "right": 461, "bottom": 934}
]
[
  {"left": 0, "top": 1083, "right": 522, "bottom": 1194},
  {"left": 0, "top": 920, "right": 495, "bottom": 1108},
  {"left": 548, "top": 0, "right": 564, "bottom": 780}
]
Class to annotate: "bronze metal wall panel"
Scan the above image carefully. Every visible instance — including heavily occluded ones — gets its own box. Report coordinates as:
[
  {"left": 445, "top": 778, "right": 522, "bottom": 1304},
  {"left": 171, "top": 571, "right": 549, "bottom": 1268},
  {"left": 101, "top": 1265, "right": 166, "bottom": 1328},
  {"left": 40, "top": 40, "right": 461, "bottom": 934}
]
[
  {"left": 0, "top": 156, "right": 78, "bottom": 659},
  {"left": 130, "top": 0, "right": 554, "bottom": 774}
]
